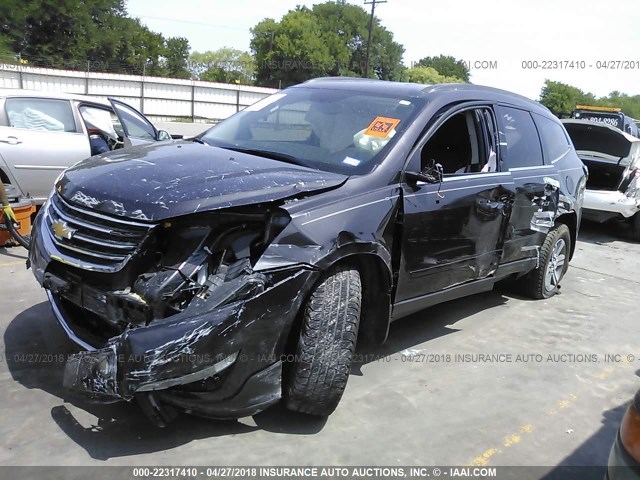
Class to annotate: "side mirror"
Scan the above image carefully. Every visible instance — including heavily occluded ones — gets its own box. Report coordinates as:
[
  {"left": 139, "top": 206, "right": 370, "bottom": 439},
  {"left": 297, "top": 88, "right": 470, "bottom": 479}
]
[
  {"left": 405, "top": 170, "right": 440, "bottom": 185},
  {"left": 157, "top": 130, "right": 172, "bottom": 141}
]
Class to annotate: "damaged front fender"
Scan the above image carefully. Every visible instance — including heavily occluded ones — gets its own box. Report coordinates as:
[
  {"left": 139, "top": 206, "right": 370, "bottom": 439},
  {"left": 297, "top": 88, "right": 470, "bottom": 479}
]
[
  {"left": 61, "top": 267, "right": 319, "bottom": 410},
  {"left": 254, "top": 188, "right": 400, "bottom": 275}
]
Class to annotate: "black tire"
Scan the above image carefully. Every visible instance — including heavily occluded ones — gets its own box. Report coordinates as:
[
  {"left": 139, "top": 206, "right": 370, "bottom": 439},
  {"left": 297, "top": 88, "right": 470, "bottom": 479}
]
[
  {"left": 285, "top": 265, "right": 361, "bottom": 416},
  {"left": 631, "top": 213, "right": 640, "bottom": 242},
  {"left": 519, "top": 224, "right": 571, "bottom": 300}
]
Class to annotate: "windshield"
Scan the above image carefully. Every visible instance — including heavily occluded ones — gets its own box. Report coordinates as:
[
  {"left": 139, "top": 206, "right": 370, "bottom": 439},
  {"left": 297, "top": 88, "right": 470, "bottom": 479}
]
[{"left": 199, "top": 86, "right": 426, "bottom": 174}]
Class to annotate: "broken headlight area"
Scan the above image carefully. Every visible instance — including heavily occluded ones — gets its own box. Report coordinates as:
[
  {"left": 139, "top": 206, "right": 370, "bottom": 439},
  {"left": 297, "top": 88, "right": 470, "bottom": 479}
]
[
  {"left": 45, "top": 207, "right": 291, "bottom": 338},
  {"left": 130, "top": 209, "right": 291, "bottom": 323},
  {"left": 63, "top": 340, "right": 239, "bottom": 402},
  {"left": 63, "top": 345, "right": 120, "bottom": 402}
]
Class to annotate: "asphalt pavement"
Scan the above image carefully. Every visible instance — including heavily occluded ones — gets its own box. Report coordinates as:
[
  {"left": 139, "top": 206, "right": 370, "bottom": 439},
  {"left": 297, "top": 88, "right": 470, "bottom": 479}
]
[{"left": 0, "top": 220, "right": 638, "bottom": 477}]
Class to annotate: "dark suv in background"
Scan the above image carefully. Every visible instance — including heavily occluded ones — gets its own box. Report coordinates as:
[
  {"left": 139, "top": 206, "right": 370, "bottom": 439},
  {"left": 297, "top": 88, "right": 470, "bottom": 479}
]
[{"left": 29, "top": 78, "right": 587, "bottom": 425}]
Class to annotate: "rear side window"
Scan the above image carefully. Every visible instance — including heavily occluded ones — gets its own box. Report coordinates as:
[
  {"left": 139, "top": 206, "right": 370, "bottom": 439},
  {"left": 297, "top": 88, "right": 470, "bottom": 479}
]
[
  {"left": 533, "top": 113, "right": 571, "bottom": 163},
  {"left": 496, "top": 106, "right": 543, "bottom": 169},
  {"left": 5, "top": 98, "right": 76, "bottom": 132}
]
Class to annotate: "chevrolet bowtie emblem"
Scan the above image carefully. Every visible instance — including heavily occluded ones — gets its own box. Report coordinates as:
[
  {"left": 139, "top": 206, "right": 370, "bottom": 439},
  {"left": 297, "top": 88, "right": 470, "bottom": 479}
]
[{"left": 52, "top": 220, "right": 77, "bottom": 240}]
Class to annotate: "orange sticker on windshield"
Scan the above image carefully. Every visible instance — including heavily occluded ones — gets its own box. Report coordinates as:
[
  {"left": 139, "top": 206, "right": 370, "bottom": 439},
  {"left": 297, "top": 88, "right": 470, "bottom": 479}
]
[{"left": 365, "top": 117, "right": 401, "bottom": 138}]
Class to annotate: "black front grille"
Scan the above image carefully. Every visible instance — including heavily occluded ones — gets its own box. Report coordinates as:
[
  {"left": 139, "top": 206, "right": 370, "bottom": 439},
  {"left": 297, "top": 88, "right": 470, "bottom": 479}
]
[{"left": 45, "top": 193, "right": 154, "bottom": 269}]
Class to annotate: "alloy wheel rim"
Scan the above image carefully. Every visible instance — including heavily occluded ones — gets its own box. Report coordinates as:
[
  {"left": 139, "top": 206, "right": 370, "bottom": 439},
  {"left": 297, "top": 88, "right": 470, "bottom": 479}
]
[{"left": 545, "top": 238, "right": 566, "bottom": 293}]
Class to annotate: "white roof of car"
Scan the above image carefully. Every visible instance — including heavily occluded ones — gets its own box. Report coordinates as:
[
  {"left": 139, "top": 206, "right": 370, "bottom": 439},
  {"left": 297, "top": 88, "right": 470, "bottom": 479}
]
[{"left": 0, "top": 88, "right": 110, "bottom": 106}]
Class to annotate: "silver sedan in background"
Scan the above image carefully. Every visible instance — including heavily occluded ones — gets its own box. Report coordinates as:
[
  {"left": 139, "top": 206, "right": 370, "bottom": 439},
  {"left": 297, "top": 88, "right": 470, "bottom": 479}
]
[{"left": 0, "top": 89, "right": 171, "bottom": 204}]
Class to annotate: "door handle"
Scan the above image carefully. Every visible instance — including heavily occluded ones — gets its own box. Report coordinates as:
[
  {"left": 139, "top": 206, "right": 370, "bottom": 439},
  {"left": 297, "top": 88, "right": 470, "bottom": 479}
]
[{"left": 0, "top": 136, "right": 22, "bottom": 145}]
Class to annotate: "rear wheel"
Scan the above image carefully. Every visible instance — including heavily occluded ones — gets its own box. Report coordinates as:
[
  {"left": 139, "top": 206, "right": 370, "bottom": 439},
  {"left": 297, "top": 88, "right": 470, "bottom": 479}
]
[
  {"left": 285, "top": 265, "right": 361, "bottom": 416},
  {"left": 519, "top": 224, "right": 571, "bottom": 300},
  {"left": 631, "top": 212, "right": 640, "bottom": 242}
]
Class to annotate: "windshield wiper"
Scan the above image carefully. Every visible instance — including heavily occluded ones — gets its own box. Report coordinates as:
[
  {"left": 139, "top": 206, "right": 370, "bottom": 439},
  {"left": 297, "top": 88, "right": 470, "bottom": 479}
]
[
  {"left": 219, "top": 146, "right": 316, "bottom": 169},
  {"left": 193, "top": 139, "right": 317, "bottom": 169}
]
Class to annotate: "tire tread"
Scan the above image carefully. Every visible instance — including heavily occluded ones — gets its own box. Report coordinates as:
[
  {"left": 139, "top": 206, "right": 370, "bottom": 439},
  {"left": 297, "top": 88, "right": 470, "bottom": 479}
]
[{"left": 285, "top": 266, "right": 361, "bottom": 416}]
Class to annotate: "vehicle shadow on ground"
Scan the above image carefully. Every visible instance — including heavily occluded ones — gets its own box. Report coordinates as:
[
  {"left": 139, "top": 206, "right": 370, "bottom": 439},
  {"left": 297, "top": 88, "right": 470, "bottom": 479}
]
[
  {"left": 4, "top": 288, "right": 513, "bottom": 459},
  {"left": 352, "top": 289, "right": 512, "bottom": 373},
  {"left": 541, "top": 369, "right": 640, "bottom": 479},
  {"left": 3, "top": 302, "right": 329, "bottom": 460},
  {"left": 578, "top": 219, "right": 639, "bottom": 245},
  {"left": 540, "top": 402, "right": 631, "bottom": 479}
]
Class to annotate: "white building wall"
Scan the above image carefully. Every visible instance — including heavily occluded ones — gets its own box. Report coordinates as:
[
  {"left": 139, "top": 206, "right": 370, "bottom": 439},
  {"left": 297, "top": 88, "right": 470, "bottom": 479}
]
[{"left": 0, "top": 64, "right": 278, "bottom": 122}]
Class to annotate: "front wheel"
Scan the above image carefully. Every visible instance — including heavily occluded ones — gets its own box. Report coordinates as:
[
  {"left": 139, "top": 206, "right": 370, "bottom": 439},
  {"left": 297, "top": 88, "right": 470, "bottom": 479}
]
[
  {"left": 285, "top": 265, "right": 361, "bottom": 416},
  {"left": 519, "top": 224, "right": 571, "bottom": 300}
]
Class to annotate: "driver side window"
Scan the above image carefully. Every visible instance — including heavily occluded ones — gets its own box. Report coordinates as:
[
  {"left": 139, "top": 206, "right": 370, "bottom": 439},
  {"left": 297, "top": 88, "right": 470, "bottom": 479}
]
[{"left": 420, "top": 108, "right": 497, "bottom": 175}]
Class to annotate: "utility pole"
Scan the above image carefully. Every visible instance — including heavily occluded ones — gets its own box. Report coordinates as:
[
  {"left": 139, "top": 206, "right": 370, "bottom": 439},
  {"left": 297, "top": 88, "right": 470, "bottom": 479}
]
[{"left": 363, "top": 0, "right": 386, "bottom": 78}]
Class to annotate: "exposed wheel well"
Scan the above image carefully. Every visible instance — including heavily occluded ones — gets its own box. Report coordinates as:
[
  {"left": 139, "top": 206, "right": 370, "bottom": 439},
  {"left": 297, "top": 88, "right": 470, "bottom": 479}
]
[
  {"left": 329, "top": 253, "right": 392, "bottom": 346},
  {"left": 280, "top": 252, "right": 393, "bottom": 391},
  {"left": 282, "top": 252, "right": 394, "bottom": 365},
  {"left": 556, "top": 212, "right": 578, "bottom": 260}
]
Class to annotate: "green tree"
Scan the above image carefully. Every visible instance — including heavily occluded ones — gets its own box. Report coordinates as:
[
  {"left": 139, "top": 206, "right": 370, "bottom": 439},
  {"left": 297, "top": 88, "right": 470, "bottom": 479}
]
[
  {"left": 404, "top": 66, "right": 464, "bottom": 84},
  {"left": 415, "top": 55, "right": 470, "bottom": 82},
  {"left": 0, "top": 0, "right": 191, "bottom": 77},
  {"left": 0, "top": 38, "right": 13, "bottom": 61},
  {"left": 164, "top": 37, "right": 191, "bottom": 79},
  {"left": 189, "top": 47, "right": 255, "bottom": 84},
  {"left": 95, "top": 16, "right": 166, "bottom": 74},
  {"left": 250, "top": 2, "right": 405, "bottom": 88},
  {"left": 251, "top": 8, "right": 333, "bottom": 88},
  {"left": 539, "top": 80, "right": 640, "bottom": 119},
  {"left": 599, "top": 91, "right": 640, "bottom": 119},
  {"left": 108, "top": 17, "right": 167, "bottom": 74},
  {"left": 0, "top": 0, "right": 128, "bottom": 64},
  {"left": 311, "top": 2, "right": 404, "bottom": 80},
  {"left": 0, "top": 0, "right": 25, "bottom": 60},
  {"left": 539, "top": 80, "right": 597, "bottom": 116}
]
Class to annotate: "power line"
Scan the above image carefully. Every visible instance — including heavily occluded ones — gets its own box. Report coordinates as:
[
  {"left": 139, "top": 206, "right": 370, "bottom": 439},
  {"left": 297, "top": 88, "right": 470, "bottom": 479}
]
[
  {"left": 135, "top": 15, "right": 249, "bottom": 32},
  {"left": 363, "top": 0, "right": 387, "bottom": 78}
]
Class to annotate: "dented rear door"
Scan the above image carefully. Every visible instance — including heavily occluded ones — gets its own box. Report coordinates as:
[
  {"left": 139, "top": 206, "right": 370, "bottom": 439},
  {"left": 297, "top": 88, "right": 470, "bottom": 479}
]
[{"left": 496, "top": 105, "right": 561, "bottom": 263}]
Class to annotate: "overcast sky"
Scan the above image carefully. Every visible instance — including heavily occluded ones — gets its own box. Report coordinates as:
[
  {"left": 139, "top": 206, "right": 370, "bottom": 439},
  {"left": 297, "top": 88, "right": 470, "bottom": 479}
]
[{"left": 127, "top": 0, "right": 640, "bottom": 100}]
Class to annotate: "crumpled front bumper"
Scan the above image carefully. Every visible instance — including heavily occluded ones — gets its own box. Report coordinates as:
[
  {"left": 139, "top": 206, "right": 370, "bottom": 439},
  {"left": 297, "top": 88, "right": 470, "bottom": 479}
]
[
  {"left": 583, "top": 189, "right": 640, "bottom": 219},
  {"left": 50, "top": 269, "right": 315, "bottom": 422},
  {"left": 29, "top": 209, "right": 319, "bottom": 424}
]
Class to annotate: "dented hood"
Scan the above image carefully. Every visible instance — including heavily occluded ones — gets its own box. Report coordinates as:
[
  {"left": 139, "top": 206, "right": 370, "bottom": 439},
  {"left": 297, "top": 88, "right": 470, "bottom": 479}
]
[
  {"left": 56, "top": 141, "right": 347, "bottom": 221},
  {"left": 562, "top": 119, "right": 640, "bottom": 165}
]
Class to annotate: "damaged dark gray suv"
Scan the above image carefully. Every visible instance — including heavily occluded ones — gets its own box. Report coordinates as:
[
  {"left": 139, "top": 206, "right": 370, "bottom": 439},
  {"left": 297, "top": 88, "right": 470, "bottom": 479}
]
[{"left": 29, "top": 78, "right": 587, "bottom": 425}]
